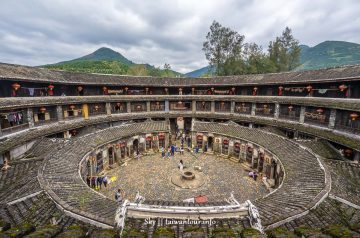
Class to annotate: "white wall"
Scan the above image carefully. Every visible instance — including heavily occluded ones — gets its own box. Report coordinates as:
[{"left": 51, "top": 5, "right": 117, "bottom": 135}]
[{"left": 10, "top": 140, "right": 36, "bottom": 159}]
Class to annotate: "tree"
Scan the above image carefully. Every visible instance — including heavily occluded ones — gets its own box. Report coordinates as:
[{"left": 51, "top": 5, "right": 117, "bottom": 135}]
[
  {"left": 244, "top": 43, "right": 276, "bottom": 74},
  {"left": 202, "top": 21, "right": 245, "bottom": 76},
  {"left": 268, "top": 27, "right": 301, "bottom": 72}
]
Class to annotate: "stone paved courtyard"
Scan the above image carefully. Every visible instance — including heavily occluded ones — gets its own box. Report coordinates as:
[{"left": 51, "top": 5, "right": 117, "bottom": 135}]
[{"left": 98, "top": 151, "right": 268, "bottom": 203}]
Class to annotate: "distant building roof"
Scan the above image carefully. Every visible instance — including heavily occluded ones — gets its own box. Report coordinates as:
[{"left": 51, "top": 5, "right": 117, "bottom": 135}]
[{"left": 1, "top": 62, "right": 360, "bottom": 86}]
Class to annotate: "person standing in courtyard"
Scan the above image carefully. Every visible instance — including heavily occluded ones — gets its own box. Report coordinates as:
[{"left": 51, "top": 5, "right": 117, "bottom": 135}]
[
  {"left": 115, "top": 188, "right": 125, "bottom": 204},
  {"left": 103, "top": 175, "right": 108, "bottom": 188},
  {"left": 160, "top": 146, "right": 165, "bottom": 158}
]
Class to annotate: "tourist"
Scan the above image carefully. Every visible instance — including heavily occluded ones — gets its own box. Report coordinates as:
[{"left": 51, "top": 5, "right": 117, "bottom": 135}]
[
  {"left": 97, "top": 176, "right": 103, "bottom": 189},
  {"left": 171, "top": 144, "right": 175, "bottom": 156},
  {"left": 180, "top": 146, "right": 184, "bottom": 155},
  {"left": 136, "top": 149, "right": 140, "bottom": 160},
  {"left": 167, "top": 147, "right": 171, "bottom": 158},
  {"left": 86, "top": 176, "right": 91, "bottom": 187},
  {"left": 160, "top": 147, "right": 165, "bottom": 158},
  {"left": 103, "top": 175, "right": 108, "bottom": 188},
  {"left": 115, "top": 188, "right": 125, "bottom": 204},
  {"left": 195, "top": 146, "right": 199, "bottom": 153},
  {"left": 253, "top": 172, "right": 258, "bottom": 181},
  {"left": 178, "top": 160, "right": 184, "bottom": 171},
  {"left": 91, "top": 176, "right": 96, "bottom": 188}
]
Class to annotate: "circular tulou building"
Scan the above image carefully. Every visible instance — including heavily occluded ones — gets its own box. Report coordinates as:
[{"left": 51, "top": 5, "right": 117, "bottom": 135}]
[{"left": 0, "top": 62, "right": 360, "bottom": 237}]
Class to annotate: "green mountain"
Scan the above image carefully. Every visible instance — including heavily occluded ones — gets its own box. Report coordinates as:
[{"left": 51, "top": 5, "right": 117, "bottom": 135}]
[
  {"left": 296, "top": 41, "right": 360, "bottom": 70},
  {"left": 43, "top": 47, "right": 182, "bottom": 77},
  {"left": 56, "top": 47, "right": 134, "bottom": 65},
  {"left": 185, "top": 66, "right": 215, "bottom": 77}
]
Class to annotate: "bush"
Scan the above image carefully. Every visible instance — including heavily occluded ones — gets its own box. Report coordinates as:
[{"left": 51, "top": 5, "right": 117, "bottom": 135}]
[{"left": 266, "top": 227, "right": 298, "bottom": 238}]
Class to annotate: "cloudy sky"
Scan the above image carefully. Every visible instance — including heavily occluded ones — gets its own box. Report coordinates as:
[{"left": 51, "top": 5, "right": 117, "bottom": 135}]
[{"left": 1, "top": 0, "right": 360, "bottom": 73}]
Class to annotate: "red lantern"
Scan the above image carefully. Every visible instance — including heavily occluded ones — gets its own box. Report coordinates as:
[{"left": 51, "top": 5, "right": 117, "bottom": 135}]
[
  {"left": 77, "top": 86, "right": 83, "bottom": 92},
  {"left": 253, "top": 87, "right": 258, "bottom": 96},
  {"left": 338, "top": 84, "right": 348, "bottom": 92},
  {"left": 47, "top": 84, "right": 54, "bottom": 96},
  {"left": 278, "top": 86, "right": 284, "bottom": 96},
  {"left": 306, "top": 85, "right": 313, "bottom": 92},
  {"left": 350, "top": 113, "right": 359, "bottom": 121},
  {"left": 235, "top": 142, "right": 240, "bottom": 148},
  {"left": 197, "top": 135, "right": 203, "bottom": 141},
  {"left": 146, "top": 136, "right": 152, "bottom": 141},
  {"left": 12, "top": 83, "right": 21, "bottom": 91},
  {"left": 288, "top": 105, "right": 294, "bottom": 111},
  {"left": 316, "top": 108, "right": 324, "bottom": 114},
  {"left": 223, "top": 139, "right": 229, "bottom": 145},
  {"left": 158, "top": 134, "right": 165, "bottom": 140},
  {"left": 39, "top": 107, "right": 46, "bottom": 113}
]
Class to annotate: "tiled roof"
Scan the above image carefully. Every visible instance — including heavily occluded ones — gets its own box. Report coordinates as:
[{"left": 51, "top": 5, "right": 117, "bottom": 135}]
[{"left": 1, "top": 62, "right": 360, "bottom": 86}]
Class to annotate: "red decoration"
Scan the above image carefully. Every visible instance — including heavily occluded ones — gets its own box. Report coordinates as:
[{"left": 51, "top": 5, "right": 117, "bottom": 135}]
[
  {"left": 77, "top": 86, "right": 83, "bottom": 92},
  {"left": 306, "top": 85, "right": 313, "bottom": 92},
  {"left": 288, "top": 105, "right": 294, "bottom": 111},
  {"left": 197, "top": 135, "right": 203, "bottom": 141},
  {"left": 47, "top": 84, "right": 54, "bottom": 96},
  {"left": 223, "top": 139, "right": 229, "bottom": 145},
  {"left": 253, "top": 87, "right": 258, "bottom": 96},
  {"left": 70, "top": 105, "right": 76, "bottom": 110},
  {"left": 158, "top": 134, "right": 165, "bottom": 140},
  {"left": 195, "top": 195, "right": 208, "bottom": 204},
  {"left": 338, "top": 84, "right": 348, "bottom": 92},
  {"left": 39, "top": 107, "right": 46, "bottom": 113},
  {"left": 350, "top": 113, "right": 359, "bottom": 121},
  {"left": 278, "top": 86, "right": 284, "bottom": 96},
  {"left": 234, "top": 142, "right": 240, "bottom": 148},
  {"left": 316, "top": 108, "right": 324, "bottom": 114},
  {"left": 12, "top": 83, "right": 21, "bottom": 91},
  {"left": 146, "top": 136, "right": 152, "bottom": 141}
]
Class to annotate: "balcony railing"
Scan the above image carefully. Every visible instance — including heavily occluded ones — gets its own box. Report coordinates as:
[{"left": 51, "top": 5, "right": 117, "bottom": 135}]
[
  {"left": 151, "top": 105, "right": 165, "bottom": 111},
  {"left": 255, "top": 108, "right": 273, "bottom": 117},
  {"left": 279, "top": 114, "right": 299, "bottom": 121},
  {"left": 1, "top": 123, "right": 29, "bottom": 135},
  {"left": 334, "top": 124, "right": 360, "bottom": 135}
]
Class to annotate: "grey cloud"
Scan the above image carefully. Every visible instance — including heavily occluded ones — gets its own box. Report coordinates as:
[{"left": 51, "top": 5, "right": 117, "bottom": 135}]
[{"left": 0, "top": 0, "right": 359, "bottom": 73}]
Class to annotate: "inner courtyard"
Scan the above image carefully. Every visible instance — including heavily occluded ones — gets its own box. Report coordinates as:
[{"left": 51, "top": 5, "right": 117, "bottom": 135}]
[{"left": 98, "top": 151, "right": 268, "bottom": 203}]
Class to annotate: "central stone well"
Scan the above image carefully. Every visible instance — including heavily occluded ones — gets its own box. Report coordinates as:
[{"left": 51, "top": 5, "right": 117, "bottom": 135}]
[
  {"left": 182, "top": 171, "right": 195, "bottom": 180},
  {"left": 171, "top": 169, "right": 206, "bottom": 189}
]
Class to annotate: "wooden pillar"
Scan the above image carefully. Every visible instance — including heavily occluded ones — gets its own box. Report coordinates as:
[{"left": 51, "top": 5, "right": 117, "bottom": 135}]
[
  {"left": 27, "top": 108, "right": 34, "bottom": 127},
  {"left": 211, "top": 101, "right": 215, "bottom": 113},
  {"left": 56, "top": 105, "right": 63, "bottom": 121},
  {"left": 230, "top": 101, "right": 235, "bottom": 114},
  {"left": 274, "top": 103, "right": 280, "bottom": 119},
  {"left": 82, "top": 104, "right": 89, "bottom": 119},
  {"left": 127, "top": 102, "right": 131, "bottom": 113},
  {"left": 251, "top": 103, "right": 256, "bottom": 116},
  {"left": 106, "top": 102, "right": 112, "bottom": 115},
  {"left": 328, "top": 109, "right": 337, "bottom": 129},
  {"left": 165, "top": 100, "right": 169, "bottom": 113},
  {"left": 299, "top": 106, "right": 305, "bottom": 124},
  {"left": 146, "top": 101, "right": 151, "bottom": 112},
  {"left": 192, "top": 101, "right": 196, "bottom": 114}
]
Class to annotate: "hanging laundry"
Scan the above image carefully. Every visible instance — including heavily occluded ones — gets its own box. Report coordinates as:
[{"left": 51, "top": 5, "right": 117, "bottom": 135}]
[
  {"left": 28, "top": 88, "right": 35, "bottom": 96},
  {"left": 318, "top": 89, "right": 328, "bottom": 94}
]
